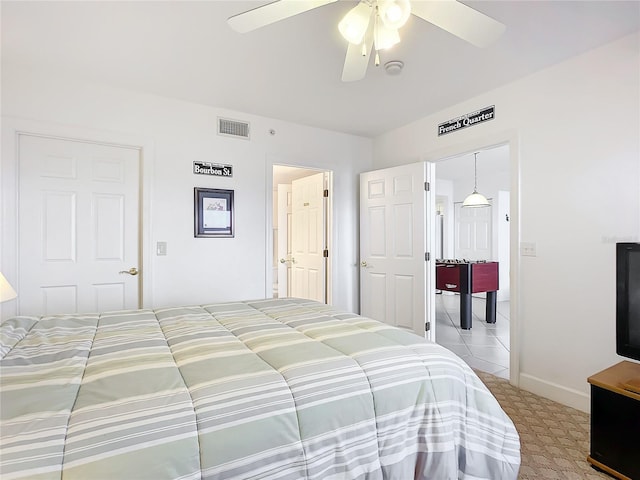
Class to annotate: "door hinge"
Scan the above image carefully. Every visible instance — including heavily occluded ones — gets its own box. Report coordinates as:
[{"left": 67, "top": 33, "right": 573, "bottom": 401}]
[
  {"left": 323, "top": 189, "right": 329, "bottom": 198},
  {"left": 425, "top": 252, "right": 430, "bottom": 261},
  {"left": 425, "top": 321, "right": 431, "bottom": 331},
  {"left": 323, "top": 249, "right": 329, "bottom": 258},
  {"left": 424, "top": 181, "right": 430, "bottom": 192}
]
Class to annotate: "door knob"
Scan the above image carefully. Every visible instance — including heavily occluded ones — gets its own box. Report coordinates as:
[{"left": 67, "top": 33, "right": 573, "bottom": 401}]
[
  {"left": 360, "top": 261, "right": 368, "bottom": 268},
  {"left": 119, "top": 267, "right": 139, "bottom": 276},
  {"left": 279, "top": 258, "right": 290, "bottom": 264}
]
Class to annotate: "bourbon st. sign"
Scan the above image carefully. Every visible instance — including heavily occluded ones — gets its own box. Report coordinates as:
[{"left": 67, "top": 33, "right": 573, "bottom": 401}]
[{"left": 193, "top": 161, "right": 233, "bottom": 177}]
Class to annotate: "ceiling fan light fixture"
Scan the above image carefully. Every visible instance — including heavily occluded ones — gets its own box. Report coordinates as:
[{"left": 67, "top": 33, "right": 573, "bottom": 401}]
[
  {"left": 374, "top": 21, "right": 400, "bottom": 50},
  {"left": 338, "top": 2, "right": 372, "bottom": 45},
  {"left": 229, "top": 0, "right": 507, "bottom": 83},
  {"left": 379, "top": 0, "right": 411, "bottom": 29}
]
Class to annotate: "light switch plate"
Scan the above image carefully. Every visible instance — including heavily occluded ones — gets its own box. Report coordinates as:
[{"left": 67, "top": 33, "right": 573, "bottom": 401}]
[
  {"left": 157, "top": 241, "right": 167, "bottom": 256},
  {"left": 521, "top": 242, "right": 536, "bottom": 257}
]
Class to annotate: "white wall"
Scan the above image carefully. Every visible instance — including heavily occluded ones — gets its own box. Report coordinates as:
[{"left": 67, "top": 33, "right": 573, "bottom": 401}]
[
  {"left": 0, "top": 64, "right": 372, "bottom": 317},
  {"left": 373, "top": 33, "right": 640, "bottom": 411}
]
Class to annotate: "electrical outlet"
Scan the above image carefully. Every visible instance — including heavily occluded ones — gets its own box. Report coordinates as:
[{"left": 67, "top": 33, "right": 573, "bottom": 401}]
[
  {"left": 157, "top": 242, "right": 167, "bottom": 256},
  {"left": 521, "top": 242, "right": 537, "bottom": 257}
]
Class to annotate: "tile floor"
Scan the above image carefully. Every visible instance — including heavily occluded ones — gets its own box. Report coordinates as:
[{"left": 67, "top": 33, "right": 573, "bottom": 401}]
[{"left": 435, "top": 293, "right": 510, "bottom": 379}]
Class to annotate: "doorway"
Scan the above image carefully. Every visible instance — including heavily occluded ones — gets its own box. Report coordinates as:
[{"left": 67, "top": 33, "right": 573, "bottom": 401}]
[
  {"left": 272, "top": 165, "right": 333, "bottom": 303},
  {"left": 433, "top": 144, "right": 512, "bottom": 379}
]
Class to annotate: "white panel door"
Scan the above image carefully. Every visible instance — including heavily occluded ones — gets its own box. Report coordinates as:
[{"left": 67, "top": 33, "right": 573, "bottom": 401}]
[
  {"left": 455, "top": 202, "right": 492, "bottom": 260},
  {"left": 277, "top": 184, "right": 292, "bottom": 297},
  {"left": 290, "top": 173, "right": 325, "bottom": 302},
  {"left": 18, "top": 135, "right": 140, "bottom": 315},
  {"left": 360, "top": 162, "right": 434, "bottom": 338}
]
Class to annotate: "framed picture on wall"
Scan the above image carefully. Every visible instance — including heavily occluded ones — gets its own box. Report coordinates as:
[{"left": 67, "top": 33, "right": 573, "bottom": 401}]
[{"left": 194, "top": 188, "right": 234, "bottom": 237}]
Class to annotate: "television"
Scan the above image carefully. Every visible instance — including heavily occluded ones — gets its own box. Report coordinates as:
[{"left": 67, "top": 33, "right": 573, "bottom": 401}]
[{"left": 616, "top": 242, "right": 640, "bottom": 363}]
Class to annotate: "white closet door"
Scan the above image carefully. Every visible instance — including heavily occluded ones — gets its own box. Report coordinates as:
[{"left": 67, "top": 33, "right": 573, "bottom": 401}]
[
  {"left": 18, "top": 134, "right": 141, "bottom": 315},
  {"left": 455, "top": 202, "right": 492, "bottom": 261}
]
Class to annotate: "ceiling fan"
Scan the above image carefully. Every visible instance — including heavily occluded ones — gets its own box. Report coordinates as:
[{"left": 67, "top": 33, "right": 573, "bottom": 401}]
[{"left": 227, "top": 0, "right": 506, "bottom": 82}]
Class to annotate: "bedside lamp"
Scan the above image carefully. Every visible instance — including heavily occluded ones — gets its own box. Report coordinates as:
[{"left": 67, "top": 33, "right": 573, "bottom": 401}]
[{"left": 0, "top": 272, "right": 17, "bottom": 303}]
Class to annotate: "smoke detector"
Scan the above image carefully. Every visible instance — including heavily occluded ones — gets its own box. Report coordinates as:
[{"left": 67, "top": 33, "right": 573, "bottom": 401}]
[{"left": 384, "top": 60, "right": 404, "bottom": 75}]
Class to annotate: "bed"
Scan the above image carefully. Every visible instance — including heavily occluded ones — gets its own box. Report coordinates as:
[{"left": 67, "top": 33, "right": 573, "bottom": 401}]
[{"left": 0, "top": 297, "right": 520, "bottom": 479}]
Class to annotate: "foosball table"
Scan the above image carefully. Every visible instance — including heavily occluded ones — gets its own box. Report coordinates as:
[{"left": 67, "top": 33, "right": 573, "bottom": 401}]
[{"left": 436, "top": 260, "right": 499, "bottom": 329}]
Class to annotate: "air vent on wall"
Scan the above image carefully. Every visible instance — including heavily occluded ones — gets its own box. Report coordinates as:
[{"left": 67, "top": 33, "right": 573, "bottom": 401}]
[{"left": 218, "top": 117, "right": 250, "bottom": 140}]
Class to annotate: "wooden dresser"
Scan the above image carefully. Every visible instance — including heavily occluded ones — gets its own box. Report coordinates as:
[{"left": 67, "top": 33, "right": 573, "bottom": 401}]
[{"left": 587, "top": 361, "right": 640, "bottom": 480}]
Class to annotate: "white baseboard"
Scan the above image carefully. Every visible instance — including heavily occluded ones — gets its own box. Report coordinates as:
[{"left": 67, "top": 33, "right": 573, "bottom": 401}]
[{"left": 519, "top": 373, "right": 590, "bottom": 413}]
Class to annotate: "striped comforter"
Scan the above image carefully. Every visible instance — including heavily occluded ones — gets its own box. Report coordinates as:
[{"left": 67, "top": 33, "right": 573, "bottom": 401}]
[{"left": 1, "top": 298, "right": 520, "bottom": 479}]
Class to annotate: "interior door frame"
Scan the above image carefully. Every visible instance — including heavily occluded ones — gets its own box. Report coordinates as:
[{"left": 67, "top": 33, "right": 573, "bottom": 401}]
[
  {"left": 422, "top": 130, "right": 521, "bottom": 387},
  {"left": 0, "top": 117, "right": 154, "bottom": 319},
  {"left": 265, "top": 159, "right": 333, "bottom": 305},
  {"left": 276, "top": 183, "right": 292, "bottom": 298}
]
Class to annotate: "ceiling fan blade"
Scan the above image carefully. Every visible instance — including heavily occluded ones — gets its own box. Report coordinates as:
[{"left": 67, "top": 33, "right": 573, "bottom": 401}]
[
  {"left": 228, "top": 0, "right": 338, "bottom": 33},
  {"left": 411, "top": 0, "right": 505, "bottom": 48},
  {"left": 341, "top": 14, "right": 374, "bottom": 82}
]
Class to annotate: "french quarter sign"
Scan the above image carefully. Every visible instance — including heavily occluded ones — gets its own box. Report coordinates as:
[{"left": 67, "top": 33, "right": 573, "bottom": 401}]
[
  {"left": 193, "top": 161, "right": 233, "bottom": 177},
  {"left": 438, "top": 105, "right": 495, "bottom": 136}
]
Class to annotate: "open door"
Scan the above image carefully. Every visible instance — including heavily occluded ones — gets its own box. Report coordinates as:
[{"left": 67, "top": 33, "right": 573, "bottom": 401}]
[
  {"left": 359, "top": 161, "right": 435, "bottom": 339},
  {"left": 290, "top": 172, "right": 326, "bottom": 303}
]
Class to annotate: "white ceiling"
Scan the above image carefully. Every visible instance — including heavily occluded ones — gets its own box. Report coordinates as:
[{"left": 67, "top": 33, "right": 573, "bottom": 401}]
[
  {"left": 273, "top": 165, "right": 321, "bottom": 185},
  {"left": 2, "top": 1, "right": 639, "bottom": 138},
  {"left": 434, "top": 144, "right": 509, "bottom": 182}
]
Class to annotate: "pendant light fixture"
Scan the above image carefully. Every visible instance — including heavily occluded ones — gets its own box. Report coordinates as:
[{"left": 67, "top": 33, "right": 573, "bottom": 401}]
[{"left": 462, "top": 152, "right": 490, "bottom": 208}]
